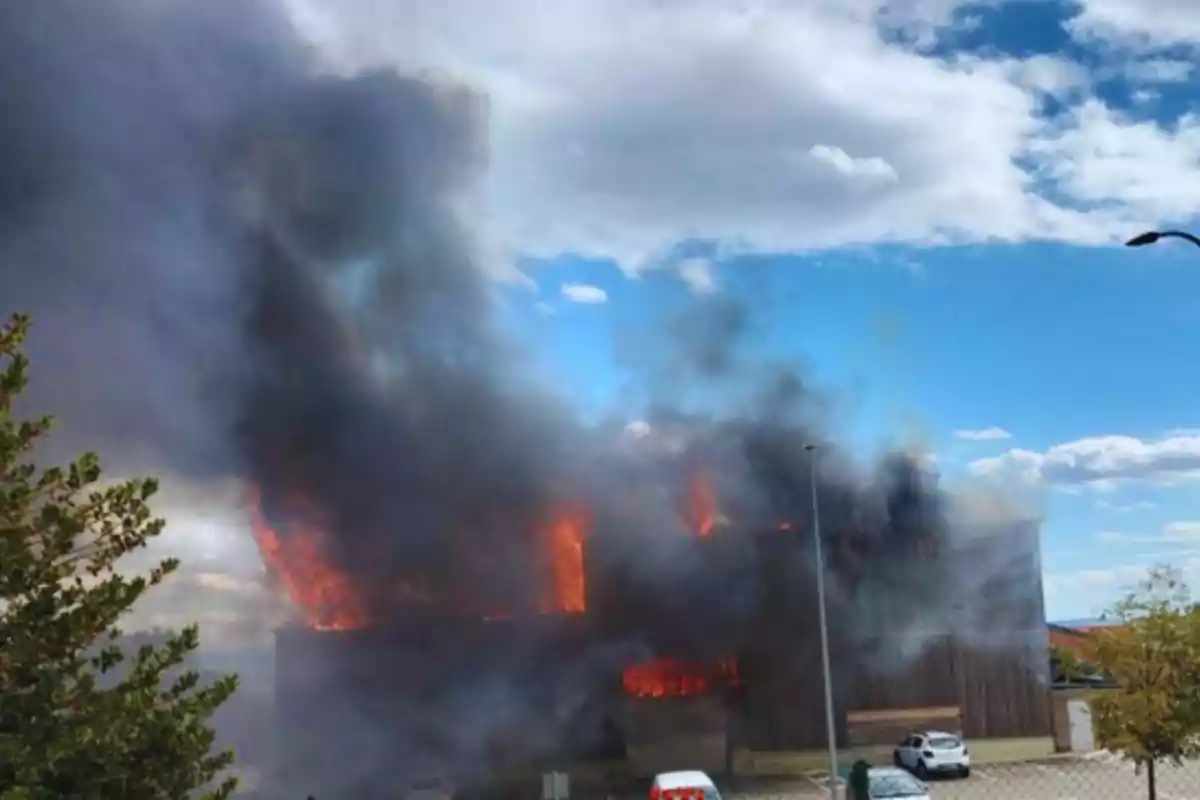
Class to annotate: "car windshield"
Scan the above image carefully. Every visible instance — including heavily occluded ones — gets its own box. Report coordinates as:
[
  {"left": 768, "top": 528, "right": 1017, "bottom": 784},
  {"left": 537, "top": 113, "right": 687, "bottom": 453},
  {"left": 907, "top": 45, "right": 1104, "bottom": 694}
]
[
  {"left": 870, "top": 773, "right": 927, "bottom": 798},
  {"left": 929, "top": 736, "right": 961, "bottom": 749}
]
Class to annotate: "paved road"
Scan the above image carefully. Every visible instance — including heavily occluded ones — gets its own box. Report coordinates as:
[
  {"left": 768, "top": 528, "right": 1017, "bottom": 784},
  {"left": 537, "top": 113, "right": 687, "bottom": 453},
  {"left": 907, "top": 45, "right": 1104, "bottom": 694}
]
[{"left": 725, "top": 755, "right": 1200, "bottom": 800}]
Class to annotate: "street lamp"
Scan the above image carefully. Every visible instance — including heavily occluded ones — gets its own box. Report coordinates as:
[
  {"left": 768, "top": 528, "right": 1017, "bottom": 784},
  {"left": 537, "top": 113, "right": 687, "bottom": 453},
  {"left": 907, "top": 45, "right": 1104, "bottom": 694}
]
[
  {"left": 1125, "top": 230, "right": 1200, "bottom": 250},
  {"left": 804, "top": 443, "right": 839, "bottom": 797}
]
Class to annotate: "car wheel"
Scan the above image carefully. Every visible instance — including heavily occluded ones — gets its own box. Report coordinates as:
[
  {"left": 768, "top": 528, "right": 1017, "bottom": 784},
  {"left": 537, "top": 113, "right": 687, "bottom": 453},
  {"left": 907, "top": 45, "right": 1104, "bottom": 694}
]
[
  {"left": 893, "top": 751, "right": 902, "bottom": 767},
  {"left": 961, "top": 767, "right": 970, "bottom": 779},
  {"left": 916, "top": 761, "right": 928, "bottom": 780}
]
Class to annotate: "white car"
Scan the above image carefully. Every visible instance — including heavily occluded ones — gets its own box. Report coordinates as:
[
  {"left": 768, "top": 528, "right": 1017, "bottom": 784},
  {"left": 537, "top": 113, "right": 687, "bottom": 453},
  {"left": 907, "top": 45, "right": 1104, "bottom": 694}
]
[
  {"left": 649, "top": 770, "right": 721, "bottom": 800},
  {"left": 867, "top": 767, "right": 931, "bottom": 799},
  {"left": 893, "top": 730, "right": 971, "bottom": 779}
]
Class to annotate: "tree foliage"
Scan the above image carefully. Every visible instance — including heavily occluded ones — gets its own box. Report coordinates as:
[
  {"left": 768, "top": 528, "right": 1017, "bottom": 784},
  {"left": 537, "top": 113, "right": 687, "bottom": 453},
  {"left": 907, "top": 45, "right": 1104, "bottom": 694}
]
[
  {"left": 0, "top": 312, "right": 239, "bottom": 799},
  {"left": 1050, "top": 641, "right": 1106, "bottom": 685},
  {"left": 1088, "top": 566, "right": 1200, "bottom": 797}
]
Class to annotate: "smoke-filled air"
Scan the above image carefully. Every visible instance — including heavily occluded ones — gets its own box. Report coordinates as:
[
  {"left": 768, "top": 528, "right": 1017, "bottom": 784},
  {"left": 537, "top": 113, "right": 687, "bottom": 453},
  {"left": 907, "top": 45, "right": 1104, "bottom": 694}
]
[{"left": 0, "top": 0, "right": 1046, "bottom": 794}]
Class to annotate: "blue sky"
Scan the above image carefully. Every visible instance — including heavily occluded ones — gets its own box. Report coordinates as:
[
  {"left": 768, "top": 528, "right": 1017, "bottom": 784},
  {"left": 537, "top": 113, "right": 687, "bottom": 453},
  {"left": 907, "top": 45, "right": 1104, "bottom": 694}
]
[{"left": 307, "top": 0, "right": 1200, "bottom": 623}]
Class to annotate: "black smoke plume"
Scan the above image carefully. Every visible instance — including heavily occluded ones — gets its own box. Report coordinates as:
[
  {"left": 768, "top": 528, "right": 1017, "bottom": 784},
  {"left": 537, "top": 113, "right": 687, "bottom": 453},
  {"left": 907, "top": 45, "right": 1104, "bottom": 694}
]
[{"left": 0, "top": 1, "right": 1044, "bottom": 794}]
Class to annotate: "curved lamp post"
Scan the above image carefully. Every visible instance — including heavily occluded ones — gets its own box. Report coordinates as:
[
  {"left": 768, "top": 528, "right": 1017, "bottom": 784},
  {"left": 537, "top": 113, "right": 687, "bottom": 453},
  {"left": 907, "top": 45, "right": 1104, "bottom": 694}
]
[{"left": 1125, "top": 230, "right": 1200, "bottom": 250}]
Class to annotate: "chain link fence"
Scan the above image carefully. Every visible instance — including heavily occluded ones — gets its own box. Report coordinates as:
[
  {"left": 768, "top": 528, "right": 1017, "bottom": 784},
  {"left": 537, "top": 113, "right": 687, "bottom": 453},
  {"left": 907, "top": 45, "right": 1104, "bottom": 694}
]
[
  {"left": 722, "top": 754, "right": 1200, "bottom": 800},
  {"left": 265, "top": 755, "right": 1200, "bottom": 799}
]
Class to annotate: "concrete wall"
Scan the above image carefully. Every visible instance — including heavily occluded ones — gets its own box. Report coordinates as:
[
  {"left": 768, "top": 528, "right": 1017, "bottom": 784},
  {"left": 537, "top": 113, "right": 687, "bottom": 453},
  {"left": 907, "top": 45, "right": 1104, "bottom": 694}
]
[{"left": 1050, "top": 687, "right": 1107, "bottom": 752}]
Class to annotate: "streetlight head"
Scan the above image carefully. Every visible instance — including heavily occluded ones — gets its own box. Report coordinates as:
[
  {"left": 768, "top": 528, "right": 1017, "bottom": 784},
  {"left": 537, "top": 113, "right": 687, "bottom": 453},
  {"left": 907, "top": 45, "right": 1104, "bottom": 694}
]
[{"left": 1125, "top": 231, "right": 1161, "bottom": 247}]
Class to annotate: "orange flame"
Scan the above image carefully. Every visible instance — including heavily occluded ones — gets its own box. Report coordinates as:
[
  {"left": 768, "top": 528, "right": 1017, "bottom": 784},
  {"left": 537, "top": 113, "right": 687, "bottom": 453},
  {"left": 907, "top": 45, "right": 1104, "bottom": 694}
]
[
  {"left": 248, "top": 488, "right": 371, "bottom": 631},
  {"left": 622, "top": 656, "right": 740, "bottom": 699},
  {"left": 685, "top": 470, "right": 719, "bottom": 537},
  {"left": 539, "top": 504, "right": 588, "bottom": 614},
  {"left": 250, "top": 486, "right": 590, "bottom": 628}
]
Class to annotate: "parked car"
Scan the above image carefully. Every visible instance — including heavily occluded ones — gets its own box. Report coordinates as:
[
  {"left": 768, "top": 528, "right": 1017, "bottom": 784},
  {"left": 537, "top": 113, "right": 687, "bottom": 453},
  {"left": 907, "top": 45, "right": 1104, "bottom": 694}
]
[
  {"left": 892, "top": 730, "right": 971, "bottom": 778},
  {"left": 649, "top": 770, "right": 721, "bottom": 800},
  {"left": 866, "top": 767, "right": 931, "bottom": 799}
]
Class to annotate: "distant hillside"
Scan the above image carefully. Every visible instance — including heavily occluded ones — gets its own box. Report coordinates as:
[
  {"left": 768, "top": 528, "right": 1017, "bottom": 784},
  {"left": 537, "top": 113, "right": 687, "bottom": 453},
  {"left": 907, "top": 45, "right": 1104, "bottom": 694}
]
[{"left": 1049, "top": 617, "right": 1121, "bottom": 629}]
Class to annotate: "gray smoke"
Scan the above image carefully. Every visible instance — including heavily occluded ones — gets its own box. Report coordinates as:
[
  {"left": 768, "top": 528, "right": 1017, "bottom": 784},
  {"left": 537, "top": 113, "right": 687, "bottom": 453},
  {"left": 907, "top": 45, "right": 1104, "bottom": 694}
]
[
  {"left": 0, "top": 1, "right": 1043, "bottom": 794},
  {"left": 0, "top": 0, "right": 300, "bottom": 477}
]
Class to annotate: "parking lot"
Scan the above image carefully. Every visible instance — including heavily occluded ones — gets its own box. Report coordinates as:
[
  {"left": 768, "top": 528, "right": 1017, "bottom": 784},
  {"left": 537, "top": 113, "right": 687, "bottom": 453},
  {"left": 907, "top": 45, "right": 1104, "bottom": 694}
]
[{"left": 726, "top": 754, "right": 1200, "bottom": 800}]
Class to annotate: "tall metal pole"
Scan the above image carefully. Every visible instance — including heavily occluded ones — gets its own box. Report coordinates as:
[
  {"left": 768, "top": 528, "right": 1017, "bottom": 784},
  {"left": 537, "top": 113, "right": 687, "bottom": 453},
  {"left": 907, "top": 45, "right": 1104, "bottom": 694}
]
[{"left": 805, "top": 443, "right": 839, "bottom": 797}]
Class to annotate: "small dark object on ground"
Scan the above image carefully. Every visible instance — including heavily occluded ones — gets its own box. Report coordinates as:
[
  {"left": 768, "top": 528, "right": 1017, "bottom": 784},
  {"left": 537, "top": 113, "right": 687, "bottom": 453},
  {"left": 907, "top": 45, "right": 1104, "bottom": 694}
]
[{"left": 848, "top": 760, "right": 871, "bottom": 800}]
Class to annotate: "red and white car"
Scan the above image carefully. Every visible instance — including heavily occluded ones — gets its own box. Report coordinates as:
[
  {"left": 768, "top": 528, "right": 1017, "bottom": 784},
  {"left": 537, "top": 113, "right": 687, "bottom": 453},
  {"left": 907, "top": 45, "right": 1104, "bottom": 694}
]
[{"left": 650, "top": 771, "right": 722, "bottom": 800}]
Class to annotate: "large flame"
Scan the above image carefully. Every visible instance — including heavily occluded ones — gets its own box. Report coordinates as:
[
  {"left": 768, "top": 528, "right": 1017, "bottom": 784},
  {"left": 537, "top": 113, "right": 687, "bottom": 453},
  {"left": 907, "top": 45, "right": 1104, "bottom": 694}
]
[
  {"left": 250, "top": 486, "right": 589, "bottom": 628},
  {"left": 248, "top": 487, "right": 371, "bottom": 631},
  {"left": 539, "top": 503, "right": 589, "bottom": 614},
  {"left": 685, "top": 470, "right": 719, "bottom": 537},
  {"left": 622, "top": 657, "right": 741, "bottom": 699}
]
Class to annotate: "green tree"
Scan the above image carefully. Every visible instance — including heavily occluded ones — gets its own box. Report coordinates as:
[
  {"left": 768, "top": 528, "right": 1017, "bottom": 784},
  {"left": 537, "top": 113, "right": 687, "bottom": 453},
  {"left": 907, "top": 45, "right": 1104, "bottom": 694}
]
[
  {"left": 0, "top": 312, "right": 239, "bottom": 799},
  {"left": 1088, "top": 565, "right": 1200, "bottom": 800},
  {"left": 1050, "top": 642, "right": 1105, "bottom": 684}
]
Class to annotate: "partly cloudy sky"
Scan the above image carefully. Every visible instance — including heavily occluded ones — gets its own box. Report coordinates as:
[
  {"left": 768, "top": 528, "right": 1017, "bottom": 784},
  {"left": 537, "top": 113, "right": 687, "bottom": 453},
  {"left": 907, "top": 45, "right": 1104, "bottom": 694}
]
[{"left": 134, "top": 0, "right": 1200, "bottom": 632}]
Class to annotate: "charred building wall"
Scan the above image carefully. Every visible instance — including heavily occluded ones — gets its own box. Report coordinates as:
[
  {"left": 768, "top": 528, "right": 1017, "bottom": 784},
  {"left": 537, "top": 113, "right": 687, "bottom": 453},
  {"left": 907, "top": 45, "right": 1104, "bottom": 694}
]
[
  {"left": 274, "top": 614, "right": 623, "bottom": 797},
  {"left": 275, "top": 516, "right": 1051, "bottom": 790},
  {"left": 850, "top": 518, "right": 1051, "bottom": 740},
  {"left": 739, "top": 517, "right": 1051, "bottom": 750}
]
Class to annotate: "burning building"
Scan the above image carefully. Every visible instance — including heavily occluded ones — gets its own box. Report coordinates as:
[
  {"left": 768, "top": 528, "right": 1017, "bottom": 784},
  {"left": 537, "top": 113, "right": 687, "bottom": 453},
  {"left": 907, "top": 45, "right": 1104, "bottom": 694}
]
[
  {"left": 266, "top": 462, "right": 1052, "bottom": 795},
  {"left": 0, "top": 3, "right": 1050, "bottom": 797}
]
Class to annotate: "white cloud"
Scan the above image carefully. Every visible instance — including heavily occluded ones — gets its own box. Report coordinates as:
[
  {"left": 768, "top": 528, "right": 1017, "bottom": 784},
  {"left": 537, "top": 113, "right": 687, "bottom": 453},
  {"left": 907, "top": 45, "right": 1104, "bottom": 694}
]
[
  {"left": 954, "top": 426, "right": 1013, "bottom": 441},
  {"left": 807, "top": 144, "right": 899, "bottom": 182},
  {"left": 1007, "top": 55, "right": 1090, "bottom": 98},
  {"left": 1096, "top": 499, "right": 1157, "bottom": 513},
  {"left": 280, "top": 0, "right": 1200, "bottom": 275},
  {"left": 1098, "top": 521, "right": 1200, "bottom": 545},
  {"left": 623, "top": 420, "right": 652, "bottom": 439},
  {"left": 1124, "top": 58, "right": 1195, "bottom": 83},
  {"left": 1044, "top": 562, "right": 1158, "bottom": 619},
  {"left": 969, "top": 431, "right": 1200, "bottom": 489},
  {"left": 560, "top": 283, "right": 608, "bottom": 304},
  {"left": 1165, "top": 427, "right": 1200, "bottom": 437},
  {"left": 126, "top": 564, "right": 280, "bottom": 644},
  {"left": 1026, "top": 101, "right": 1200, "bottom": 225},
  {"left": 192, "top": 571, "right": 260, "bottom": 593},
  {"left": 103, "top": 478, "right": 285, "bottom": 645},
  {"left": 1068, "top": 0, "right": 1200, "bottom": 51},
  {"left": 678, "top": 258, "right": 718, "bottom": 295},
  {"left": 1130, "top": 88, "right": 1160, "bottom": 105},
  {"left": 1044, "top": 552, "right": 1200, "bottom": 620}
]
